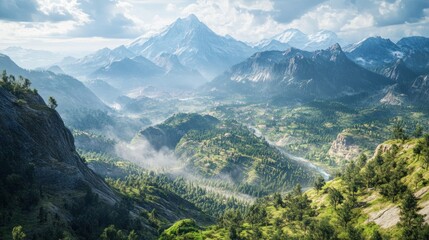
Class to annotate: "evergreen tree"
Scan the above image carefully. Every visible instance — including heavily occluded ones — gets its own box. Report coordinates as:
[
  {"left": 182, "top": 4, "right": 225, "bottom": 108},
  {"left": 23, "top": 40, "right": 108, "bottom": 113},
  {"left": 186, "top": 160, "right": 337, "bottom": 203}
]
[
  {"left": 413, "top": 124, "right": 423, "bottom": 138},
  {"left": 2, "top": 70, "right": 8, "bottom": 83},
  {"left": 308, "top": 218, "right": 337, "bottom": 240},
  {"left": 127, "top": 230, "right": 138, "bottom": 240},
  {"left": 48, "top": 96, "right": 58, "bottom": 109},
  {"left": 357, "top": 154, "right": 367, "bottom": 168},
  {"left": 314, "top": 176, "right": 326, "bottom": 193},
  {"left": 370, "top": 230, "right": 383, "bottom": 240},
  {"left": 100, "top": 225, "right": 127, "bottom": 240},
  {"left": 399, "top": 191, "right": 426, "bottom": 240},
  {"left": 392, "top": 119, "right": 407, "bottom": 141},
  {"left": 328, "top": 187, "right": 343, "bottom": 210}
]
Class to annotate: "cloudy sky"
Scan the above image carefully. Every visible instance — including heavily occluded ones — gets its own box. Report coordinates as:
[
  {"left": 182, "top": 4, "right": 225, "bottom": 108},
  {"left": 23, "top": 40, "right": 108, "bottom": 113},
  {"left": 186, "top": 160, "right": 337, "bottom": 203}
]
[{"left": 0, "top": 0, "right": 428, "bottom": 56}]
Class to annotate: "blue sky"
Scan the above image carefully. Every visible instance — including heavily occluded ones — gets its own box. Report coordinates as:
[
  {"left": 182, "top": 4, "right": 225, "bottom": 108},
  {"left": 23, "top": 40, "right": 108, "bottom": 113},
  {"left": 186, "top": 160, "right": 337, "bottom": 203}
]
[{"left": 0, "top": 0, "right": 428, "bottom": 55}]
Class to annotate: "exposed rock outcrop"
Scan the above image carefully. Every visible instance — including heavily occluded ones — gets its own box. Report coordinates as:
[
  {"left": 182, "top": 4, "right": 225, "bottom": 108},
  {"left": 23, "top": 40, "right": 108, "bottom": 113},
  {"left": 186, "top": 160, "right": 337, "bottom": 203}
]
[{"left": 328, "top": 132, "right": 361, "bottom": 162}]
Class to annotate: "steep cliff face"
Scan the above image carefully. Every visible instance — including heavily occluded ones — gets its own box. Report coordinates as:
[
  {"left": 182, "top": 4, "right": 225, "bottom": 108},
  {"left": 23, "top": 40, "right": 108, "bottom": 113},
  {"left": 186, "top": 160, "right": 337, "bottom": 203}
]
[
  {"left": 0, "top": 87, "right": 117, "bottom": 203},
  {"left": 410, "top": 75, "right": 429, "bottom": 104},
  {"left": 0, "top": 86, "right": 212, "bottom": 239}
]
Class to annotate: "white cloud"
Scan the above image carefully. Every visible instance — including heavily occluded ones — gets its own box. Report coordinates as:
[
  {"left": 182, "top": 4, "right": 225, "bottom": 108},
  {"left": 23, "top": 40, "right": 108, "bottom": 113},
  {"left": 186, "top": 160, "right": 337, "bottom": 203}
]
[
  {"left": 181, "top": 0, "right": 286, "bottom": 42},
  {"left": 36, "top": 0, "right": 88, "bottom": 22},
  {"left": 166, "top": 3, "right": 176, "bottom": 11},
  {"left": 1, "top": 0, "right": 428, "bottom": 53}
]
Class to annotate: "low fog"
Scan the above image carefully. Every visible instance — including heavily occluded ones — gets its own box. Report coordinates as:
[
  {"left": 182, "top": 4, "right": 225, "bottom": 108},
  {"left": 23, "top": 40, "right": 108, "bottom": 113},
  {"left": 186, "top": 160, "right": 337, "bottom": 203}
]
[{"left": 115, "top": 138, "right": 184, "bottom": 171}]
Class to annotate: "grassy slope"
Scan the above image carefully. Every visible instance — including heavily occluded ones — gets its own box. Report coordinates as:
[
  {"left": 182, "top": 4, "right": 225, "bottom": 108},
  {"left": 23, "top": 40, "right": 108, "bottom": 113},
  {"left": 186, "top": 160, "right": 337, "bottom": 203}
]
[{"left": 161, "top": 137, "right": 429, "bottom": 239}]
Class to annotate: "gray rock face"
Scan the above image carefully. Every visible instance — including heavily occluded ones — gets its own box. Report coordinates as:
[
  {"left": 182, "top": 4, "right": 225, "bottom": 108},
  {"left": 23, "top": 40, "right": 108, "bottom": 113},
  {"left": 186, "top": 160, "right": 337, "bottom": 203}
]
[
  {"left": 410, "top": 75, "right": 429, "bottom": 104},
  {"left": 129, "top": 14, "right": 253, "bottom": 79},
  {"left": 207, "top": 44, "right": 392, "bottom": 100},
  {"left": 345, "top": 36, "right": 402, "bottom": 69},
  {"left": 328, "top": 132, "right": 361, "bottom": 163},
  {"left": 0, "top": 87, "right": 118, "bottom": 204}
]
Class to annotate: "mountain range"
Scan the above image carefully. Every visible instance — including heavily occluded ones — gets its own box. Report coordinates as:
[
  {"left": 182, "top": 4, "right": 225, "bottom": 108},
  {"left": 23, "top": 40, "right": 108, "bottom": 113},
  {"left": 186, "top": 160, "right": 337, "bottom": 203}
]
[
  {"left": 256, "top": 28, "right": 344, "bottom": 52},
  {"left": 58, "top": 15, "right": 347, "bottom": 92},
  {"left": 0, "top": 46, "right": 64, "bottom": 69},
  {"left": 0, "top": 53, "right": 107, "bottom": 113},
  {"left": 344, "top": 36, "right": 429, "bottom": 74},
  {"left": 53, "top": 15, "right": 429, "bottom": 104},
  {"left": 205, "top": 44, "right": 393, "bottom": 101}
]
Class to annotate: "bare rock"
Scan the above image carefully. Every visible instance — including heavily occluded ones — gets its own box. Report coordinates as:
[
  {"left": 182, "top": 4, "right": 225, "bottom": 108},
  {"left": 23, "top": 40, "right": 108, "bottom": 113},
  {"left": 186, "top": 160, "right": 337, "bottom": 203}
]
[{"left": 328, "top": 131, "right": 361, "bottom": 162}]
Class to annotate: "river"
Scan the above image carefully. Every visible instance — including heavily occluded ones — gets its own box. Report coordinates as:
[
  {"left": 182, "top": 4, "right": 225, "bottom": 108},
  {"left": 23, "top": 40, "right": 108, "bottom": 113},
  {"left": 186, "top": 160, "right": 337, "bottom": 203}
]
[{"left": 248, "top": 125, "right": 331, "bottom": 180}]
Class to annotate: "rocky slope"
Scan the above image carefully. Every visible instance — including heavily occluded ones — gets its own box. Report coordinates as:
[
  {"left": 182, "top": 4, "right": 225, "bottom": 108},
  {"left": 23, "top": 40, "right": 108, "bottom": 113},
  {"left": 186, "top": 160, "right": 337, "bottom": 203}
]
[
  {"left": 410, "top": 75, "right": 429, "bottom": 104},
  {"left": 129, "top": 14, "right": 253, "bottom": 79},
  {"left": 206, "top": 44, "right": 392, "bottom": 100},
  {"left": 328, "top": 131, "right": 362, "bottom": 163},
  {"left": 0, "top": 82, "right": 211, "bottom": 239}
]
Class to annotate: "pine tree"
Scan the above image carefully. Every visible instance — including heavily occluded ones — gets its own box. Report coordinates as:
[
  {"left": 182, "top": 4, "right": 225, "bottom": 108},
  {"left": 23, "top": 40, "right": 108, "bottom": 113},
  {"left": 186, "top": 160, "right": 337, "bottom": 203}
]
[
  {"left": 399, "top": 191, "right": 425, "bottom": 240},
  {"left": 48, "top": 96, "right": 58, "bottom": 109},
  {"left": 413, "top": 124, "right": 423, "bottom": 138},
  {"left": 314, "top": 176, "right": 326, "bottom": 193},
  {"left": 127, "top": 230, "right": 138, "bottom": 240},
  {"left": 328, "top": 187, "right": 343, "bottom": 210},
  {"left": 392, "top": 119, "right": 407, "bottom": 141}
]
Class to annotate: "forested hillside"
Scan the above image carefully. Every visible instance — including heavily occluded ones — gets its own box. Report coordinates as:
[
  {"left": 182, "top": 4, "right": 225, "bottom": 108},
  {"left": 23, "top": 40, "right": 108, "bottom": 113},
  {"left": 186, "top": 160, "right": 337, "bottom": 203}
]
[
  {"left": 0, "top": 75, "right": 212, "bottom": 240},
  {"left": 139, "top": 113, "right": 319, "bottom": 197},
  {"left": 161, "top": 132, "right": 429, "bottom": 239}
]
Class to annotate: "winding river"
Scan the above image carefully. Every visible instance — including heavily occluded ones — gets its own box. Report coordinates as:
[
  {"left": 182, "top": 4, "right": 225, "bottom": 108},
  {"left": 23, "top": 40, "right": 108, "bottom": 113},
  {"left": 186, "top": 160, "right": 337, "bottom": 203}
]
[{"left": 248, "top": 125, "right": 331, "bottom": 180}]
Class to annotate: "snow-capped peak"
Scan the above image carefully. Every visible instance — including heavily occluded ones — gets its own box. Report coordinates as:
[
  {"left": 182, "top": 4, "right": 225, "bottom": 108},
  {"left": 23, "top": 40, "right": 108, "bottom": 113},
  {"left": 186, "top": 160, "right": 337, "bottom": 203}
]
[{"left": 273, "top": 29, "right": 308, "bottom": 47}]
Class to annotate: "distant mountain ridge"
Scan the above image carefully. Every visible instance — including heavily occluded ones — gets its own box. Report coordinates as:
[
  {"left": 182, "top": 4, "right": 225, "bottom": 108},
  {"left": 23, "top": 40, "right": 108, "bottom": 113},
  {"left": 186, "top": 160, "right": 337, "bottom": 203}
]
[
  {"left": 0, "top": 53, "right": 108, "bottom": 113},
  {"left": 255, "top": 29, "right": 345, "bottom": 52},
  {"left": 0, "top": 46, "right": 64, "bottom": 69},
  {"left": 205, "top": 44, "right": 392, "bottom": 100},
  {"left": 345, "top": 36, "right": 429, "bottom": 75},
  {"left": 53, "top": 15, "right": 428, "bottom": 102},
  {"left": 60, "top": 45, "right": 136, "bottom": 77}
]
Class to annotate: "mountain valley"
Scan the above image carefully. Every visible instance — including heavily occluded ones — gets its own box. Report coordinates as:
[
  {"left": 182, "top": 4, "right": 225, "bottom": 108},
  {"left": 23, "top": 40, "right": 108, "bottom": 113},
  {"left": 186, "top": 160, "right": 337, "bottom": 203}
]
[{"left": 1, "top": 10, "right": 429, "bottom": 240}]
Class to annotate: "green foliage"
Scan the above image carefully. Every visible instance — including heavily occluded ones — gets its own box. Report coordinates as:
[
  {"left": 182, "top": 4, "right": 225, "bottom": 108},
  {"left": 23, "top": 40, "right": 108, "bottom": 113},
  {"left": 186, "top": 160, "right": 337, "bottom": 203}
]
[
  {"left": 314, "top": 176, "right": 326, "bottom": 193},
  {"left": 245, "top": 203, "right": 267, "bottom": 225},
  {"left": 414, "top": 134, "right": 429, "bottom": 169},
  {"left": 171, "top": 114, "right": 316, "bottom": 196},
  {"left": 100, "top": 225, "right": 127, "bottom": 240},
  {"left": 308, "top": 218, "right": 338, "bottom": 240},
  {"left": 82, "top": 151, "right": 247, "bottom": 219},
  {"left": 370, "top": 230, "right": 383, "bottom": 240},
  {"left": 73, "top": 130, "right": 116, "bottom": 154},
  {"left": 283, "top": 184, "right": 315, "bottom": 222},
  {"left": 413, "top": 124, "right": 424, "bottom": 138},
  {"left": 328, "top": 187, "right": 344, "bottom": 209},
  {"left": 212, "top": 101, "right": 429, "bottom": 167},
  {"left": 399, "top": 191, "right": 429, "bottom": 240},
  {"left": 159, "top": 219, "right": 203, "bottom": 240},
  {"left": 0, "top": 70, "right": 33, "bottom": 96},
  {"left": 12, "top": 226, "right": 26, "bottom": 240},
  {"left": 48, "top": 96, "right": 58, "bottom": 109},
  {"left": 392, "top": 118, "right": 408, "bottom": 141}
]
